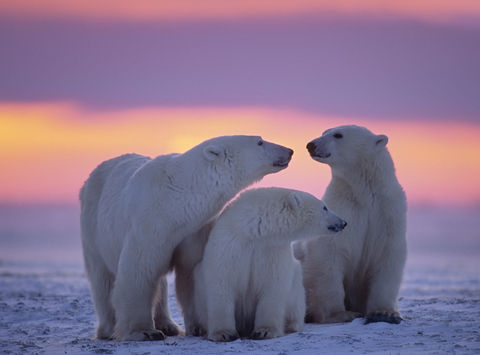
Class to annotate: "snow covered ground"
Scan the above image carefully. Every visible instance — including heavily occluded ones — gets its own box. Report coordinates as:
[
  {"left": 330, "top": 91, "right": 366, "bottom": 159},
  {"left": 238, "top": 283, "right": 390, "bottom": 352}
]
[{"left": 0, "top": 205, "right": 479, "bottom": 354}]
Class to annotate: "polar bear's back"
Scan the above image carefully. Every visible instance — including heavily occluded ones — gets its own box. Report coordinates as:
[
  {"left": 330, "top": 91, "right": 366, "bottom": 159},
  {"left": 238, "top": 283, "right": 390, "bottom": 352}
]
[{"left": 80, "top": 154, "right": 149, "bottom": 222}]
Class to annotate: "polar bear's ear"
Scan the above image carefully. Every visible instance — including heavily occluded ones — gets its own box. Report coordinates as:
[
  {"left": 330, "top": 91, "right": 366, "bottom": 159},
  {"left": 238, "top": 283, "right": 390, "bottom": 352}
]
[
  {"left": 375, "top": 134, "right": 388, "bottom": 148},
  {"left": 203, "top": 145, "right": 224, "bottom": 161},
  {"left": 286, "top": 191, "right": 303, "bottom": 212}
]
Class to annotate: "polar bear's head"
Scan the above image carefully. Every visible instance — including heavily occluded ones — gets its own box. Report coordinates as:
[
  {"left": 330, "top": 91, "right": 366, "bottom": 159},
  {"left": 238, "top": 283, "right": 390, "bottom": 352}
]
[
  {"left": 280, "top": 189, "right": 347, "bottom": 241},
  {"left": 229, "top": 188, "right": 347, "bottom": 244},
  {"left": 306, "top": 125, "right": 388, "bottom": 169},
  {"left": 198, "top": 135, "right": 293, "bottom": 187}
]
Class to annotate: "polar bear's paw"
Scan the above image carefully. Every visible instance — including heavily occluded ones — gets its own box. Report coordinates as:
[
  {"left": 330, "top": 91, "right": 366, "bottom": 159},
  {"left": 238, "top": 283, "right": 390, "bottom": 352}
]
[
  {"left": 185, "top": 324, "right": 206, "bottom": 337},
  {"left": 365, "top": 311, "right": 402, "bottom": 325},
  {"left": 306, "top": 310, "right": 361, "bottom": 324},
  {"left": 142, "top": 330, "right": 167, "bottom": 341},
  {"left": 284, "top": 320, "right": 303, "bottom": 334},
  {"left": 117, "top": 329, "right": 166, "bottom": 341},
  {"left": 329, "top": 310, "right": 362, "bottom": 323},
  {"left": 155, "top": 319, "right": 183, "bottom": 336},
  {"left": 208, "top": 329, "right": 239, "bottom": 342},
  {"left": 95, "top": 325, "right": 114, "bottom": 340},
  {"left": 251, "top": 327, "right": 282, "bottom": 340},
  {"left": 191, "top": 326, "right": 207, "bottom": 337}
]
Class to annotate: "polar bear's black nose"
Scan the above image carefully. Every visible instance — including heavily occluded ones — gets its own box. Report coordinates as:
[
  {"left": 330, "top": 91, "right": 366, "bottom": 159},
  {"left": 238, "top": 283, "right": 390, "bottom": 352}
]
[
  {"left": 306, "top": 142, "right": 316, "bottom": 154},
  {"left": 328, "top": 220, "right": 347, "bottom": 233},
  {"left": 288, "top": 149, "right": 294, "bottom": 157}
]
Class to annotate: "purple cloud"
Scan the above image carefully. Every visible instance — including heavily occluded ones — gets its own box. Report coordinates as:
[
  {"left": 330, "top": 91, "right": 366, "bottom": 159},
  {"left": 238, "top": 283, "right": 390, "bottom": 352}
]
[{"left": 0, "top": 14, "right": 479, "bottom": 121}]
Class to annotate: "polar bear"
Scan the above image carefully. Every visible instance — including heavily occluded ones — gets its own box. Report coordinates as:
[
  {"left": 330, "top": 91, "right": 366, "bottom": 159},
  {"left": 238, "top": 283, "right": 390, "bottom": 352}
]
[
  {"left": 171, "top": 221, "right": 214, "bottom": 337},
  {"left": 189, "top": 187, "right": 347, "bottom": 342},
  {"left": 79, "top": 135, "right": 293, "bottom": 341},
  {"left": 296, "top": 125, "right": 407, "bottom": 325}
]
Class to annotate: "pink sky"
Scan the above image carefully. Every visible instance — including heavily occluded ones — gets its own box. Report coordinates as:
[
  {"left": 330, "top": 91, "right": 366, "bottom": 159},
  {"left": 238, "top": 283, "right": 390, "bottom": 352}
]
[
  {"left": 0, "top": 2, "right": 479, "bottom": 206},
  {"left": 2, "top": 0, "right": 480, "bottom": 22},
  {"left": 1, "top": 103, "right": 479, "bottom": 206}
]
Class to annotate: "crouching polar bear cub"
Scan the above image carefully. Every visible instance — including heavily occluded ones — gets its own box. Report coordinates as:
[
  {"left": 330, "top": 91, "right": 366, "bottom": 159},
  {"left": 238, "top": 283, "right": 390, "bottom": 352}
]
[
  {"left": 79, "top": 136, "right": 293, "bottom": 341},
  {"left": 296, "top": 125, "right": 407, "bottom": 325},
  {"left": 191, "top": 187, "right": 347, "bottom": 342}
]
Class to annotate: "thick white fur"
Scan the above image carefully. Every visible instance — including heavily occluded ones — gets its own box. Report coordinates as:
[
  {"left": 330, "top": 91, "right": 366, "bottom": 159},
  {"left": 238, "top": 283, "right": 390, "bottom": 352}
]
[
  {"left": 189, "top": 187, "right": 346, "bottom": 342},
  {"left": 171, "top": 221, "right": 213, "bottom": 337},
  {"left": 79, "top": 135, "right": 293, "bottom": 341},
  {"left": 297, "top": 125, "right": 407, "bottom": 324}
]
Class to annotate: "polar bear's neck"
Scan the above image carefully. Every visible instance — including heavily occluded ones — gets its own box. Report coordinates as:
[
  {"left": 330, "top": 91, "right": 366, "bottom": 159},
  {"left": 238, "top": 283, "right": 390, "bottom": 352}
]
[
  {"left": 165, "top": 154, "right": 245, "bottom": 224},
  {"left": 330, "top": 150, "right": 401, "bottom": 200}
]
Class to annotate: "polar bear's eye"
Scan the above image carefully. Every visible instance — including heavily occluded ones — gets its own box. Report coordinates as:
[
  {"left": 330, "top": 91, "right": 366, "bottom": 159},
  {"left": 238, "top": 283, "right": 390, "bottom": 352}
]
[
  {"left": 323, "top": 206, "right": 328, "bottom": 211},
  {"left": 333, "top": 133, "right": 343, "bottom": 139},
  {"left": 257, "top": 140, "right": 263, "bottom": 146}
]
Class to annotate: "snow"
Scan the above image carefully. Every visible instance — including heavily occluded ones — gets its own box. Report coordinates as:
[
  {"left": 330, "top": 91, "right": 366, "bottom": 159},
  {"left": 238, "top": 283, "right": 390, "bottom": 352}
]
[{"left": 0, "top": 205, "right": 479, "bottom": 354}]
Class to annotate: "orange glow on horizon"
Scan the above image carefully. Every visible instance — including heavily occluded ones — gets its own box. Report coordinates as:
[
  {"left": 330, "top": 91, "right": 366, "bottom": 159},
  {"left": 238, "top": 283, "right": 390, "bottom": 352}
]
[
  {"left": 1, "top": 102, "right": 479, "bottom": 206},
  {"left": 1, "top": 0, "right": 479, "bottom": 23}
]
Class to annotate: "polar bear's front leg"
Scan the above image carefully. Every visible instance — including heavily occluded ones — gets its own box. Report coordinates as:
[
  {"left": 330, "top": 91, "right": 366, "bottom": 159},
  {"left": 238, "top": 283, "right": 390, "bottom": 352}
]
[
  {"left": 252, "top": 284, "right": 288, "bottom": 340},
  {"left": 174, "top": 268, "right": 200, "bottom": 336},
  {"left": 172, "top": 224, "right": 212, "bottom": 336},
  {"left": 112, "top": 241, "right": 168, "bottom": 341},
  {"left": 206, "top": 287, "right": 238, "bottom": 342},
  {"left": 305, "top": 268, "right": 359, "bottom": 324},
  {"left": 284, "top": 265, "right": 306, "bottom": 334},
  {"left": 365, "top": 278, "right": 403, "bottom": 325},
  {"left": 153, "top": 276, "right": 183, "bottom": 336},
  {"left": 364, "top": 250, "right": 405, "bottom": 325}
]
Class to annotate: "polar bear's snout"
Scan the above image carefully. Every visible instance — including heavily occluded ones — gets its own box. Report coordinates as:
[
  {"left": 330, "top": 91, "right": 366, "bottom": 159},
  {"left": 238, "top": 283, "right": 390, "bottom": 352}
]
[
  {"left": 327, "top": 219, "right": 347, "bottom": 233},
  {"left": 306, "top": 140, "right": 330, "bottom": 160},
  {"left": 306, "top": 141, "right": 316, "bottom": 154},
  {"left": 272, "top": 147, "right": 294, "bottom": 168}
]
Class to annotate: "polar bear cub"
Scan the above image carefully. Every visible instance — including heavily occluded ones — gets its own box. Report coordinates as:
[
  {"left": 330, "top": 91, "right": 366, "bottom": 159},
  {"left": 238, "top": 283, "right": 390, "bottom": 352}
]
[
  {"left": 192, "top": 187, "right": 347, "bottom": 342},
  {"left": 79, "top": 136, "right": 293, "bottom": 341},
  {"left": 298, "top": 125, "right": 407, "bottom": 325}
]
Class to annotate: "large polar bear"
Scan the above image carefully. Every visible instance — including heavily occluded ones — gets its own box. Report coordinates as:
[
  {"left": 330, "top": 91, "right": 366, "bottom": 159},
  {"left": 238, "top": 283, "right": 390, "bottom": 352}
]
[
  {"left": 79, "top": 135, "right": 293, "bottom": 341},
  {"left": 189, "top": 187, "right": 347, "bottom": 342},
  {"left": 296, "top": 125, "right": 407, "bottom": 324}
]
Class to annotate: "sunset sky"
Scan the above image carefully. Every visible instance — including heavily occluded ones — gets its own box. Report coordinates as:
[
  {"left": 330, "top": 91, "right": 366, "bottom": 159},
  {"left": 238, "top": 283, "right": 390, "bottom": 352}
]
[{"left": 1, "top": 1, "right": 479, "bottom": 206}]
